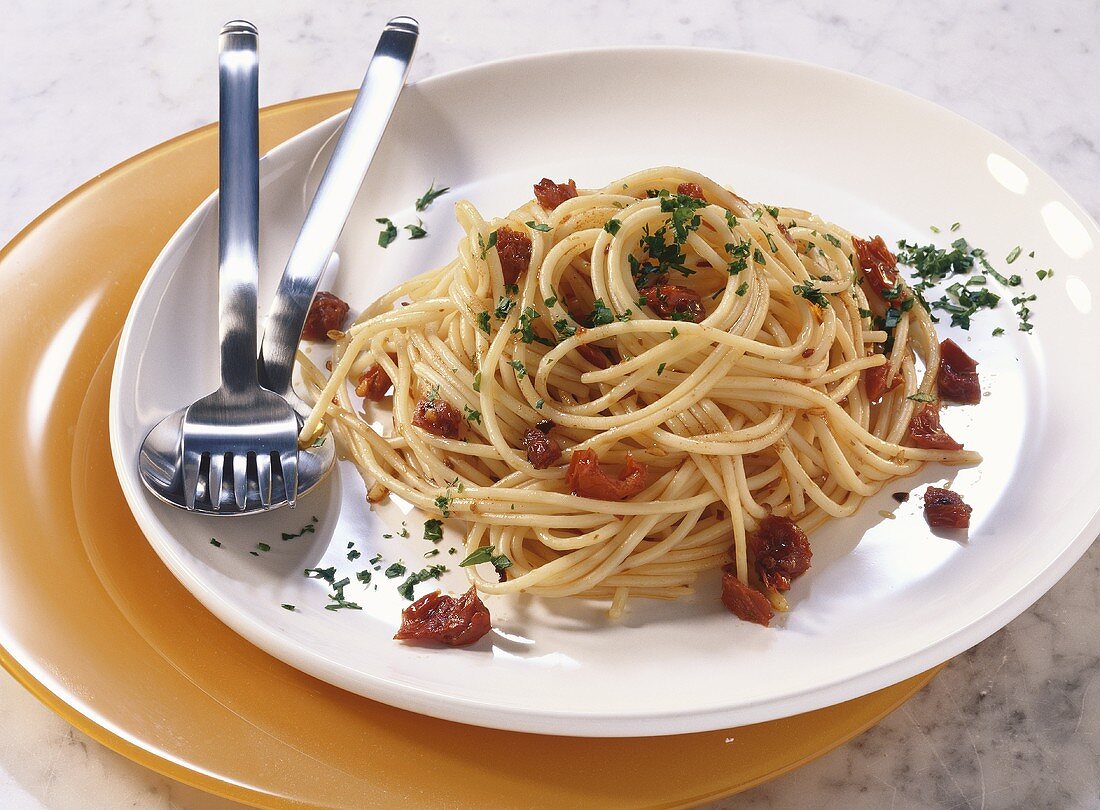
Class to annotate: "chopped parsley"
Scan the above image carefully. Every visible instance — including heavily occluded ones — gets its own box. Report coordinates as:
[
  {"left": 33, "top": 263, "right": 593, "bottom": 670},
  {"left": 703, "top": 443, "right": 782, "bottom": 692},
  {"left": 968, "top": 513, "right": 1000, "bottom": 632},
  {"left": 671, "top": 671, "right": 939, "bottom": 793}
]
[
  {"left": 793, "top": 280, "right": 829, "bottom": 308},
  {"left": 736, "top": 281, "right": 749, "bottom": 296},
  {"left": 534, "top": 398, "right": 544, "bottom": 409},
  {"left": 992, "top": 327, "right": 1005, "bottom": 336},
  {"left": 657, "top": 362, "right": 666, "bottom": 376},
  {"left": 544, "top": 295, "right": 558, "bottom": 307},
  {"left": 404, "top": 220, "right": 427, "bottom": 240},
  {"left": 907, "top": 392, "right": 936, "bottom": 403},
  {"left": 376, "top": 217, "right": 398, "bottom": 248},
  {"left": 726, "top": 241, "right": 750, "bottom": 275},
  {"left": 479, "top": 229, "right": 498, "bottom": 260},
  {"left": 257, "top": 542, "right": 271, "bottom": 553},
  {"left": 435, "top": 493, "right": 453, "bottom": 517},
  {"left": 209, "top": 538, "right": 221, "bottom": 547},
  {"left": 604, "top": 219, "right": 622, "bottom": 235},
  {"left": 472, "top": 371, "right": 482, "bottom": 392},
  {"left": 554, "top": 318, "right": 577, "bottom": 339},
  {"left": 589, "top": 298, "right": 615, "bottom": 327},
  {"left": 281, "top": 604, "right": 296, "bottom": 611},
  {"left": 477, "top": 310, "right": 491, "bottom": 334},
  {"left": 766, "top": 233, "right": 779, "bottom": 253},
  {"left": 824, "top": 233, "right": 842, "bottom": 248},
  {"left": 282, "top": 519, "right": 318, "bottom": 541},
  {"left": 1036, "top": 269, "right": 1053, "bottom": 281},
  {"left": 494, "top": 296, "right": 516, "bottom": 320},
  {"left": 424, "top": 519, "right": 444, "bottom": 543},
  {"left": 304, "top": 566, "right": 337, "bottom": 583},
  {"left": 1006, "top": 246, "right": 1022, "bottom": 264},
  {"left": 415, "top": 182, "right": 450, "bottom": 212},
  {"left": 396, "top": 564, "right": 447, "bottom": 601},
  {"left": 525, "top": 220, "right": 551, "bottom": 232},
  {"left": 509, "top": 359, "right": 528, "bottom": 380},
  {"left": 463, "top": 405, "right": 481, "bottom": 424},
  {"left": 384, "top": 562, "right": 407, "bottom": 579},
  {"left": 512, "top": 306, "right": 555, "bottom": 346},
  {"left": 753, "top": 247, "right": 766, "bottom": 265},
  {"left": 459, "top": 546, "right": 513, "bottom": 570},
  {"left": 669, "top": 326, "right": 680, "bottom": 339},
  {"left": 356, "top": 570, "right": 372, "bottom": 585}
]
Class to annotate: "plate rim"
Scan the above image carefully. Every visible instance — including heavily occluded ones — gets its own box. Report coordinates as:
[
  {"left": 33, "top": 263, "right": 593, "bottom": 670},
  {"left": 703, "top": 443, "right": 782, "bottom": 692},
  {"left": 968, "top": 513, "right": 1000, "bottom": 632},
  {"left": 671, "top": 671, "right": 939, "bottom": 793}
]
[{"left": 110, "top": 46, "right": 1100, "bottom": 736}]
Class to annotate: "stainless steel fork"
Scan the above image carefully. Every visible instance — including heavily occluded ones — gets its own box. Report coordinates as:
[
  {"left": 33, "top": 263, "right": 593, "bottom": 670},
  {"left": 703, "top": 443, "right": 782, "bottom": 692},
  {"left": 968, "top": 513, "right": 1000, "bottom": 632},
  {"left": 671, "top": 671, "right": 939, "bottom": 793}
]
[{"left": 179, "top": 21, "right": 300, "bottom": 511}]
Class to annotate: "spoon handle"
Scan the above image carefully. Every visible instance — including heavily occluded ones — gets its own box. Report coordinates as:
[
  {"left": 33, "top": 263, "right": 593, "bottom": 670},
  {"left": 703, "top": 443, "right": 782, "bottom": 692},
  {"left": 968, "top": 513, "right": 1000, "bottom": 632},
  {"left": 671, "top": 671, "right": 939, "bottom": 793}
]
[
  {"left": 257, "top": 16, "right": 418, "bottom": 395},
  {"left": 217, "top": 21, "right": 261, "bottom": 394}
]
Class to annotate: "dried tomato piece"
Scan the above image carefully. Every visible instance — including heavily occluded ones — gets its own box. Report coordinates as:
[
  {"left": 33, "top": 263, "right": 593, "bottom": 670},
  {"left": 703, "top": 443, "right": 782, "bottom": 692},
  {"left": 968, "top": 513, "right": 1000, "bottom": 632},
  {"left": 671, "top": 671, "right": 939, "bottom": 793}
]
[
  {"left": 864, "top": 358, "right": 900, "bottom": 402},
  {"left": 412, "top": 397, "right": 465, "bottom": 439},
  {"left": 937, "top": 338, "right": 981, "bottom": 404},
  {"left": 677, "top": 182, "right": 706, "bottom": 200},
  {"left": 748, "top": 515, "right": 812, "bottom": 593},
  {"left": 853, "top": 235, "right": 910, "bottom": 303},
  {"left": 565, "top": 449, "right": 647, "bottom": 500},
  {"left": 721, "top": 568, "right": 773, "bottom": 626},
  {"left": 775, "top": 221, "right": 796, "bottom": 245},
  {"left": 355, "top": 363, "right": 392, "bottom": 401},
  {"left": 301, "top": 290, "right": 349, "bottom": 341},
  {"left": 523, "top": 426, "right": 562, "bottom": 469},
  {"left": 394, "top": 587, "right": 492, "bottom": 647},
  {"left": 533, "top": 178, "right": 578, "bottom": 210},
  {"left": 907, "top": 403, "right": 963, "bottom": 451},
  {"left": 645, "top": 284, "right": 705, "bottom": 324},
  {"left": 495, "top": 226, "right": 532, "bottom": 285},
  {"left": 923, "top": 486, "right": 972, "bottom": 529}
]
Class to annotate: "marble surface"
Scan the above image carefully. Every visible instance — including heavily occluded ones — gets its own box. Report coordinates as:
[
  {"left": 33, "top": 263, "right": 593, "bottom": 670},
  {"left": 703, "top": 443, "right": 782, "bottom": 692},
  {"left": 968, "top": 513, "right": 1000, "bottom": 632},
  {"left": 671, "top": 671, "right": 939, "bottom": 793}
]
[{"left": 2, "top": 0, "right": 1098, "bottom": 807}]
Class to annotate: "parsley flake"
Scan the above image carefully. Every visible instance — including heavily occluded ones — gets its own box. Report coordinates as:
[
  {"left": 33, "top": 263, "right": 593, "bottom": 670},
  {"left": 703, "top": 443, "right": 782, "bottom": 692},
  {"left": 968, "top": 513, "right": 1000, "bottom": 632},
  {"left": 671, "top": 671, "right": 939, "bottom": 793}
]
[{"left": 415, "top": 182, "right": 450, "bottom": 212}]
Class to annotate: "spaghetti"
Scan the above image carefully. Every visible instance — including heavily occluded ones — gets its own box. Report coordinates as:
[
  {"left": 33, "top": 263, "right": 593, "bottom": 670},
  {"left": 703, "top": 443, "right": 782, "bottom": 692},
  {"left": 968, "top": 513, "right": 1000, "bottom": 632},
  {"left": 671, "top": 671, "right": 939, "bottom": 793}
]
[{"left": 298, "top": 167, "right": 980, "bottom": 621}]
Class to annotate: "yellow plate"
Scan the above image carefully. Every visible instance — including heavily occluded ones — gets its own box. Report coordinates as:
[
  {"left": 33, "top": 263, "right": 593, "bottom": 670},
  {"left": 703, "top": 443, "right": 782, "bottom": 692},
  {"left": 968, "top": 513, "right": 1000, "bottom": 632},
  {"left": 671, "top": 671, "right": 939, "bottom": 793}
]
[{"left": 0, "top": 92, "right": 939, "bottom": 808}]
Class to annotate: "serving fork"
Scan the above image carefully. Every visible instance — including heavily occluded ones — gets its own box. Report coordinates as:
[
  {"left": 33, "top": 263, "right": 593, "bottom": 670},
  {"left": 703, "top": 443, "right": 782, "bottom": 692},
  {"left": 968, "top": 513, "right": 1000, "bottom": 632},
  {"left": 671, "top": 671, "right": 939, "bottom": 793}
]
[{"left": 178, "top": 21, "right": 300, "bottom": 511}]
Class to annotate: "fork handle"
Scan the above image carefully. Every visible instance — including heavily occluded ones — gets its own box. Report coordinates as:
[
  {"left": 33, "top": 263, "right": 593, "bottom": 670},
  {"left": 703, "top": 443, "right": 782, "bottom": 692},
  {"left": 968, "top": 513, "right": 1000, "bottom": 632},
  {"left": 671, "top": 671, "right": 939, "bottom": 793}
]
[
  {"left": 257, "top": 16, "right": 418, "bottom": 396},
  {"left": 217, "top": 21, "right": 261, "bottom": 393}
]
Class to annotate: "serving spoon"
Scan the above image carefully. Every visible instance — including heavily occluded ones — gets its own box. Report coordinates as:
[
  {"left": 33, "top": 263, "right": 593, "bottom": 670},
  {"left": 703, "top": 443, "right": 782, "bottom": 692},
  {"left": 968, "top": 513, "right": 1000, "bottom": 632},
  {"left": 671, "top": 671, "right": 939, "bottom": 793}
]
[{"left": 138, "top": 16, "right": 419, "bottom": 515}]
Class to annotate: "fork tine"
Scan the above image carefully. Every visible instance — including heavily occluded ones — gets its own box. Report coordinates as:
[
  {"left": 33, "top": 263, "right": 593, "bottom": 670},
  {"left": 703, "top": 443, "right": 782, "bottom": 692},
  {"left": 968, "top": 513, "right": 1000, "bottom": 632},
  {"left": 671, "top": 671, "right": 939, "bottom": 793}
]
[
  {"left": 182, "top": 447, "right": 203, "bottom": 510},
  {"left": 255, "top": 452, "right": 273, "bottom": 508},
  {"left": 232, "top": 453, "right": 249, "bottom": 510},
  {"left": 280, "top": 450, "right": 299, "bottom": 507},
  {"left": 208, "top": 452, "right": 226, "bottom": 511}
]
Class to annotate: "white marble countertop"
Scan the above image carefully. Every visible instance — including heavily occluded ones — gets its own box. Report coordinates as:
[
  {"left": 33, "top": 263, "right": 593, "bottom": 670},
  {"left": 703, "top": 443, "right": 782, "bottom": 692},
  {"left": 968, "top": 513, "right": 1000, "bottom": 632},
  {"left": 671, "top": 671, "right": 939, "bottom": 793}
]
[{"left": 2, "top": 1, "right": 1099, "bottom": 807}]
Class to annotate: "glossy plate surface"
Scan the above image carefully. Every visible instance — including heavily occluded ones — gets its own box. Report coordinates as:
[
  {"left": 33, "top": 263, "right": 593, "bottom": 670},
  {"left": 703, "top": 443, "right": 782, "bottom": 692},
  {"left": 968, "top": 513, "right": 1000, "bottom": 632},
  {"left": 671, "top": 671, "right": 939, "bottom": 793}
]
[
  {"left": 0, "top": 87, "right": 942, "bottom": 809},
  {"left": 113, "top": 49, "right": 1100, "bottom": 737}
]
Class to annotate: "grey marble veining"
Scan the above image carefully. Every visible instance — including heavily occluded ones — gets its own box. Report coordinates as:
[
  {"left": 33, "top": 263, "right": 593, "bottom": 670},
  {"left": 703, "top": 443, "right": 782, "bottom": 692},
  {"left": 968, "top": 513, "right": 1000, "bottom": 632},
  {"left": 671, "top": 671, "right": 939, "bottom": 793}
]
[{"left": 1, "top": 1, "right": 1098, "bottom": 807}]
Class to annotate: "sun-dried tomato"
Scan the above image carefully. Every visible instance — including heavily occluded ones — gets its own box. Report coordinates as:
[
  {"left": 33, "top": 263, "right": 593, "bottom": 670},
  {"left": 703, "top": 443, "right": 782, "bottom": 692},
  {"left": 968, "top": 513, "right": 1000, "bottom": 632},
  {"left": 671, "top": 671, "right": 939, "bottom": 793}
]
[
  {"left": 645, "top": 284, "right": 705, "bottom": 323},
  {"left": 937, "top": 338, "right": 980, "bottom": 404},
  {"left": 775, "top": 221, "right": 796, "bottom": 245},
  {"left": 533, "top": 178, "right": 578, "bottom": 210},
  {"left": 907, "top": 403, "right": 963, "bottom": 451},
  {"left": 748, "top": 515, "right": 812, "bottom": 592},
  {"left": 864, "top": 358, "right": 900, "bottom": 402},
  {"left": 495, "top": 226, "right": 532, "bottom": 285},
  {"left": 412, "top": 397, "right": 465, "bottom": 439},
  {"left": 394, "top": 588, "right": 492, "bottom": 646},
  {"left": 565, "top": 449, "right": 647, "bottom": 500},
  {"left": 853, "top": 235, "right": 910, "bottom": 303},
  {"left": 301, "top": 291, "right": 349, "bottom": 341},
  {"left": 923, "top": 486, "right": 972, "bottom": 529},
  {"left": 355, "top": 363, "right": 392, "bottom": 401},
  {"left": 677, "top": 182, "right": 706, "bottom": 200},
  {"left": 721, "top": 568, "right": 773, "bottom": 626},
  {"left": 523, "top": 426, "right": 562, "bottom": 469}
]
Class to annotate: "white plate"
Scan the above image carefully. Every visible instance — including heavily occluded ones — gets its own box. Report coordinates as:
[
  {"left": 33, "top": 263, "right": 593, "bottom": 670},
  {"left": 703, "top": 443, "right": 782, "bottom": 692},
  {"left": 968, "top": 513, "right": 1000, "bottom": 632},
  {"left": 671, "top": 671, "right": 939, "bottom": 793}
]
[{"left": 110, "top": 48, "right": 1100, "bottom": 737}]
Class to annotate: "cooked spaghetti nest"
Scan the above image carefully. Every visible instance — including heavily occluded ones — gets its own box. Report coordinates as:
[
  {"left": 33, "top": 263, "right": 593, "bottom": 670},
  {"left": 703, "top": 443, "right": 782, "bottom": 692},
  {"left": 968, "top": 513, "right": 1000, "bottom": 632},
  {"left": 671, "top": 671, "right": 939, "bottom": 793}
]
[{"left": 298, "top": 167, "right": 979, "bottom": 617}]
